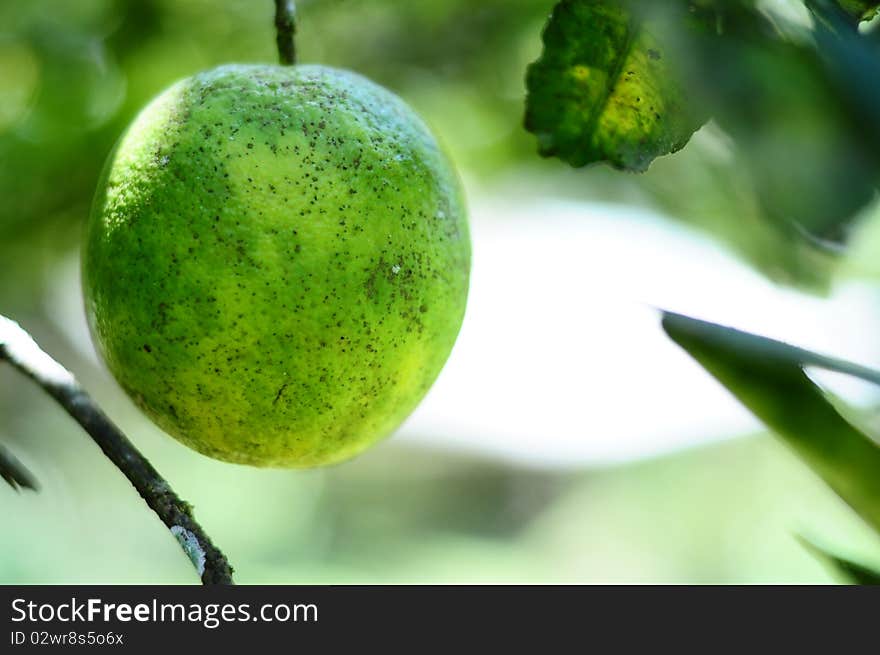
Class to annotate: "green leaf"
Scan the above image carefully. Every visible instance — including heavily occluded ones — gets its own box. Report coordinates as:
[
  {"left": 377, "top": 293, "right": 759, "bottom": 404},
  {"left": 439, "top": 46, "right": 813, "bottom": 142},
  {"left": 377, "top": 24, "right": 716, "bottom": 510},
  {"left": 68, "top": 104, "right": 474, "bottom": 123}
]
[
  {"left": 662, "top": 5, "right": 880, "bottom": 244},
  {"left": 807, "top": 0, "right": 880, "bottom": 154},
  {"left": 525, "top": 0, "right": 880, "bottom": 275},
  {"left": 799, "top": 537, "right": 880, "bottom": 584},
  {"left": 661, "top": 311, "right": 880, "bottom": 534},
  {"left": 836, "top": 0, "right": 880, "bottom": 22},
  {"left": 524, "top": 0, "right": 707, "bottom": 172}
]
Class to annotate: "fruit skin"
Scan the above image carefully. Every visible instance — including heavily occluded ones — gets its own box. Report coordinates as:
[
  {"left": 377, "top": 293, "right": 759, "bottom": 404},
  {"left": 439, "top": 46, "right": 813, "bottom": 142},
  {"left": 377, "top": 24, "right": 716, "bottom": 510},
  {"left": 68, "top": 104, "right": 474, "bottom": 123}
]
[{"left": 83, "top": 64, "right": 470, "bottom": 467}]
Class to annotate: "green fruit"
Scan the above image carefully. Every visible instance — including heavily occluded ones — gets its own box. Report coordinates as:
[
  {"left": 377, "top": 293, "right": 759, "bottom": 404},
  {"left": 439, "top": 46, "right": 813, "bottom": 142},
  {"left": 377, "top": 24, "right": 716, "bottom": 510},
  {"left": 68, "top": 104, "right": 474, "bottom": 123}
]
[{"left": 83, "top": 64, "right": 470, "bottom": 467}]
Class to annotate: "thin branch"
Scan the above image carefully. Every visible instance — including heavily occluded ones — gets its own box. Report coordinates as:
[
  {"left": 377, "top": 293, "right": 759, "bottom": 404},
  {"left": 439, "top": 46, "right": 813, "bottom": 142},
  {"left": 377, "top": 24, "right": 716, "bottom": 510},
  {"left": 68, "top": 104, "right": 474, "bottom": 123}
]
[
  {"left": 0, "top": 314, "right": 234, "bottom": 585},
  {"left": 0, "top": 443, "right": 38, "bottom": 492},
  {"left": 274, "top": 0, "right": 297, "bottom": 66}
]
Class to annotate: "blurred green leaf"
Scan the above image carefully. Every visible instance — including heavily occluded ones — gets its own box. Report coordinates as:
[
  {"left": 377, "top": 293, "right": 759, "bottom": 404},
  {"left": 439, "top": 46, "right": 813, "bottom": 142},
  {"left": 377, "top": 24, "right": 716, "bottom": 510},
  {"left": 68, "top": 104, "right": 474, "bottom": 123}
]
[
  {"left": 638, "top": 128, "right": 839, "bottom": 291},
  {"left": 525, "top": 0, "right": 880, "bottom": 289},
  {"left": 799, "top": 537, "right": 880, "bottom": 584},
  {"left": 808, "top": 0, "right": 880, "bottom": 152},
  {"left": 835, "top": 0, "right": 880, "bottom": 22},
  {"left": 661, "top": 311, "right": 880, "bottom": 534},
  {"left": 524, "top": 0, "right": 706, "bottom": 172},
  {"left": 656, "top": 4, "right": 880, "bottom": 244}
]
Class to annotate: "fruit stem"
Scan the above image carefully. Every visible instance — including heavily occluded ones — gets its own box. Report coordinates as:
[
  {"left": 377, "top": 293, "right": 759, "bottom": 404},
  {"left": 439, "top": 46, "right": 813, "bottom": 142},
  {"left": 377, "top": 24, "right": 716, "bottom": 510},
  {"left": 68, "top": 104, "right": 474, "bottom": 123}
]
[
  {"left": 274, "top": 0, "right": 297, "bottom": 65},
  {"left": 0, "top": 314, "right": 235, "bottom": 585}
]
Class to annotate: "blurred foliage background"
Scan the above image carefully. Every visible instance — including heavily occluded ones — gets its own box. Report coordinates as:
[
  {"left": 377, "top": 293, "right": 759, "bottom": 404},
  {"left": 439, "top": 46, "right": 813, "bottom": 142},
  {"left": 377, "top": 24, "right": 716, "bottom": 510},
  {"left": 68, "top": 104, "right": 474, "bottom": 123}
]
[{"left": 4, "top": 0, "right": 880, "bottom": 583}]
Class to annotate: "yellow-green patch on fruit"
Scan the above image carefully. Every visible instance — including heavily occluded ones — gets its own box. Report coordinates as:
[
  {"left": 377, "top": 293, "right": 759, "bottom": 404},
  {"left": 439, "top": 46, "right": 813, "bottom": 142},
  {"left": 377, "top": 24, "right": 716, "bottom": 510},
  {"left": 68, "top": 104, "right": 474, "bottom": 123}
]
[{"left": 83, "top": 64, "right": 470, "bottom": 467}]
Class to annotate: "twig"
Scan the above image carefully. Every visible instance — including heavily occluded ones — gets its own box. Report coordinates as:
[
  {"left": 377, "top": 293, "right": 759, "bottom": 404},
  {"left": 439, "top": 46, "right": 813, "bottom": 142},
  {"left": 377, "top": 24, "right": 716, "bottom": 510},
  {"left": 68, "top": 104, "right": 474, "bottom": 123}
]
[
  {"left": 274, "top": 0, "right": 297, "bottom": 65},
  {"left": 0, "top": 443, "right": 38, "bottom": 492},
  {"left": 0, "top": 314, "right": 234, "bottom": 585}
]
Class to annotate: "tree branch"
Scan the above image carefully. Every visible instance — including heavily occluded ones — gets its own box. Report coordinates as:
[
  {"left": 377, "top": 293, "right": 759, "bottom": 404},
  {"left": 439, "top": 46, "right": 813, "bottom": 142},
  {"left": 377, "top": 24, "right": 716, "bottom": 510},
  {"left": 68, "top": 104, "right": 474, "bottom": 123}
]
[
  {"left": 0, "top": 314, "right": 234, "bottom": 585},
  {"left": 274, "top": 0, "right": 297, "bottom": 66}
]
